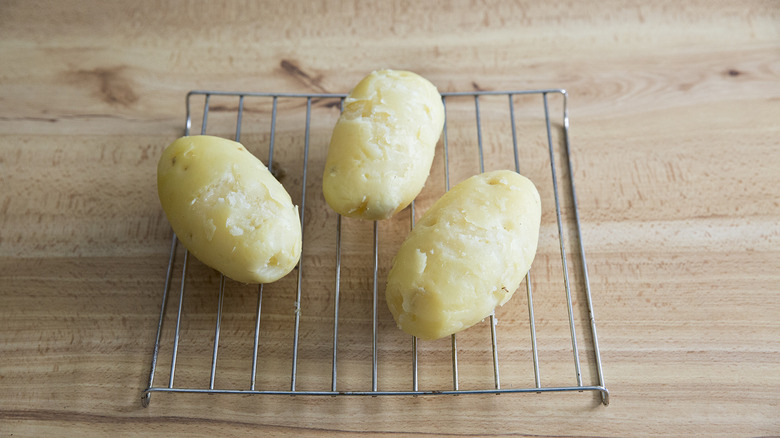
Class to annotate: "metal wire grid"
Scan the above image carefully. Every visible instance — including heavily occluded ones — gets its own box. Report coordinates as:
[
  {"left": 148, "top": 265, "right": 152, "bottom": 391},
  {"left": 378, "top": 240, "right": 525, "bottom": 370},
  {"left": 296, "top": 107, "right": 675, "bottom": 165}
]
[{"left": 142, "top": 89, "right": 609, "bottom": 407}]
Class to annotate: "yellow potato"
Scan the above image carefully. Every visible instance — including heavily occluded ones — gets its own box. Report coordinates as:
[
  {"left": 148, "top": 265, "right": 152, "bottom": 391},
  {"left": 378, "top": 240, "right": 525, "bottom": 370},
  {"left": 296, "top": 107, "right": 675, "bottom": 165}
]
[
  {"left": 385, "top": 170, "right": 542, "bottom": 340},
  {"left": 323, "top": 69, "right": 445, "bottom": 220},
  {"left": 157, "top": 135, "right": 302, "bottom": 284}
]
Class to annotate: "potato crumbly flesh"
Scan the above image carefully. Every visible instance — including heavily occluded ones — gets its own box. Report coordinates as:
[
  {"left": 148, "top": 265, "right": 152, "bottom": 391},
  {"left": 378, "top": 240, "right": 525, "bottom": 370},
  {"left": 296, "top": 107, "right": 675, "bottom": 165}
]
[
  {"left": 385, "top": 170, "right": 542, "bottom": 340},
  {"left": 157, "top": 135, "right": 302, "bottom": 284},
  {"left": 323, "top": 69, "right": 445, "bottom": 220}
]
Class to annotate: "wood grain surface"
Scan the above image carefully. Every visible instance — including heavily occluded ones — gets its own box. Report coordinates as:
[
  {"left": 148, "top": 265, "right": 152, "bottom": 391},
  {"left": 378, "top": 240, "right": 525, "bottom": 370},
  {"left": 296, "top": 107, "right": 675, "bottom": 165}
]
[{"left": 1, "top": 1, "right": 779, "bottom": 436}]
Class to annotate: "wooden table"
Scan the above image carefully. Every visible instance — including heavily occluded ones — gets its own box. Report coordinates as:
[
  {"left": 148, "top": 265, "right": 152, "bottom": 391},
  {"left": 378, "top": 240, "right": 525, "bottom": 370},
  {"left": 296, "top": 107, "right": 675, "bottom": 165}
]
[{"left": 2, "top": 1, "right": 778, "bottom": 436}]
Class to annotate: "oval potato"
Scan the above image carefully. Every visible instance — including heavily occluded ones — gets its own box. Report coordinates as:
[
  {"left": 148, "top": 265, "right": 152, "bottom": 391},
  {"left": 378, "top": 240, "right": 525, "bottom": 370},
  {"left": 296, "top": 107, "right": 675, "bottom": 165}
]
[
  {"left": 157, "top": 135, "right": 302, "bottom": 284},
  {"left": 323, "top": 69, "right": 444, "bottom": 220},
  {"left": 385, "top": 170, "right": 542, "bottom": 340}
]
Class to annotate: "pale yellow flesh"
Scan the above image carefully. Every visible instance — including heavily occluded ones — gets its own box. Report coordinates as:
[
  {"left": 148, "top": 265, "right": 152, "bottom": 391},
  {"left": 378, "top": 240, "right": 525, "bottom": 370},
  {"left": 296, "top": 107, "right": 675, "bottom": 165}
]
[
  {"left": 157, "top": 135, "right": 302, "bottom": 284},
  {"left": 322, "top": 69, "right": 445, "bottom": 220},
  {"left": 385, "top": 170, "right": 542, "bottom": 340}
]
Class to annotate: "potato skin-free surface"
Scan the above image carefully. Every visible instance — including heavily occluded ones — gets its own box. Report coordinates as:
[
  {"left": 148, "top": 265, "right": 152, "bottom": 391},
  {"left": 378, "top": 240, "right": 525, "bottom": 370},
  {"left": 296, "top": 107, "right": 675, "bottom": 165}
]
[
  {"left": 386, "top": 170, "right": 542, "bottom": 340},
  {"left": 157, "top": 135, "right": 301, "bottom": 284},
  {"left": 322, "top": 70, "right": 445, "bottom": 220}
]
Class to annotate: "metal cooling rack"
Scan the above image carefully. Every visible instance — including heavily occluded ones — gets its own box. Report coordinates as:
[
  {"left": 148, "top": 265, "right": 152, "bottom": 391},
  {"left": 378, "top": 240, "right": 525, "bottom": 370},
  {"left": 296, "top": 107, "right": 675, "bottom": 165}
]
[{"left": 142, "top": 88, "right": 609, "bottom": 407}]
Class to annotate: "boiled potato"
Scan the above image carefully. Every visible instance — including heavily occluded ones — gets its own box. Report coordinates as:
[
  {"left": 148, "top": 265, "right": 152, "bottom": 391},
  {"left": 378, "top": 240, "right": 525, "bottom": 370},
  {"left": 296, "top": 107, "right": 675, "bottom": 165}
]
[
  {"left": 322, "top": 69, "right": 445, "bottom": 220},
  {"left": 157, "top": 135, "right": 302, "bottom": 284},
  {"left": 385, "top": 170, "right": 541, "bottom": 340}
]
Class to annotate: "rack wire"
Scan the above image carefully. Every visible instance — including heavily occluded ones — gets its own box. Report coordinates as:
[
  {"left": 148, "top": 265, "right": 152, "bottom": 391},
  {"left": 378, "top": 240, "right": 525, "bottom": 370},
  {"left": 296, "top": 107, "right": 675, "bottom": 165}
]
[{"left": 142, "top": 88, "right": 609, "bottom": 407}]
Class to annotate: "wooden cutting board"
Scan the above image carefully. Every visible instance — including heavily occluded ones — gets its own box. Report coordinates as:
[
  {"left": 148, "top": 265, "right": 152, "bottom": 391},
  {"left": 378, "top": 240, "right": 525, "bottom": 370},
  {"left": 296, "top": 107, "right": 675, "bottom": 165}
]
[{"left": 1, "top": 1, "right": 779, "bottom": 436}]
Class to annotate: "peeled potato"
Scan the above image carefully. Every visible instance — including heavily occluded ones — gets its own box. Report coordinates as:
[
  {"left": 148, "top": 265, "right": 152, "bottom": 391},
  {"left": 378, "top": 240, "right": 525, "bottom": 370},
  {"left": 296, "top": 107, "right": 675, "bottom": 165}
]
[
  {"left": 322, "top": 69, "right": 445, "bottom": 220},
  {"left": 386, "top": 170, "right": 542, "bottom": 340},
  {"left": 157, "top": 135, "right": 302, "bottom": 284}
]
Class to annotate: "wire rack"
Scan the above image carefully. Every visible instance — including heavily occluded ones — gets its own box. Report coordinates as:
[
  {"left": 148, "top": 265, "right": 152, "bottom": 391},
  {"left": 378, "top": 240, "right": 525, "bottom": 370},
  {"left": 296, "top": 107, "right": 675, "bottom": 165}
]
[{"left": 142, "top": 88, "right": 608, "bottom": 407}]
